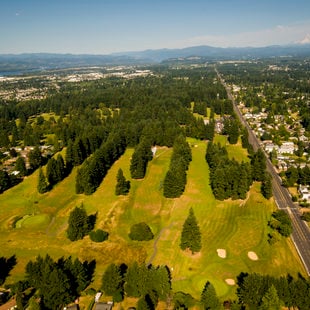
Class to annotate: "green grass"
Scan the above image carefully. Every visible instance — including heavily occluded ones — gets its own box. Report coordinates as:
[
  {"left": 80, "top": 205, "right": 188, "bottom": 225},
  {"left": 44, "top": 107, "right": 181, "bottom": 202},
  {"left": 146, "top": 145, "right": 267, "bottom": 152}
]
[{"left": 0, "top": 138, "right": 306, "bottom": 302}]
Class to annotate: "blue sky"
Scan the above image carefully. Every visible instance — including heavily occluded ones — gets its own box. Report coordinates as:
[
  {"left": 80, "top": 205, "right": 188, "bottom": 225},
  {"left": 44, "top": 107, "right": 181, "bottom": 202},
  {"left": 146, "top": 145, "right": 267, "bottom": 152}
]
[{"left": 1, "top": 0, "right": 310, "bottom": 54}]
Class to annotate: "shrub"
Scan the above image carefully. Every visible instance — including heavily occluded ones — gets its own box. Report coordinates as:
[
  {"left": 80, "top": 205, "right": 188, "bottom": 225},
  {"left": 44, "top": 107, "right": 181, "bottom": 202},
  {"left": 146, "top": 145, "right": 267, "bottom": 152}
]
[
  {"left": 128, "top": 222, "right": 154, "bottom": 241},
  {"left": 89, "top": 229, "right": 109, "bottom": 242},
  {"left": 301, "top": 212, "right": 310, "bottom": 222}
]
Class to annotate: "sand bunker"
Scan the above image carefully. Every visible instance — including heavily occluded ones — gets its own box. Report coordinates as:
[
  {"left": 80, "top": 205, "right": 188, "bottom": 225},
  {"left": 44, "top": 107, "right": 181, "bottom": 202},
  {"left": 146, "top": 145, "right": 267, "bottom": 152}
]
[
  {"left": 248, "top": 251, "right": 259, "bottom": 260},
  {"left": 225, "top": 279, "right": 235, "bottom": 285},
  {"left": 217, "top": 249, "right": 226, "bottom": 258}
]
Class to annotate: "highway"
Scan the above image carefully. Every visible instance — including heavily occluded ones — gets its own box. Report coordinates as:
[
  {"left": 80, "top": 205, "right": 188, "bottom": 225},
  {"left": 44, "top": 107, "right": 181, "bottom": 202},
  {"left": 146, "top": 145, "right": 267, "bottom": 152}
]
[{"left": 216, "top": 68, "right": 310, "bottom": 276}]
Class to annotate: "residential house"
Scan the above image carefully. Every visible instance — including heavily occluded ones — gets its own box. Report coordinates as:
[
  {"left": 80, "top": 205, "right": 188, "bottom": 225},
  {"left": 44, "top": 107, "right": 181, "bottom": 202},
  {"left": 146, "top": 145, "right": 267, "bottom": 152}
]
[
  {"left": 278, "top": 142, "right": 295, "bottom": 155},
  {"left": 299, "top": 185, "right": 310, "bottom": 202},
  {"left": 264, "top": 142, "right": 279, "bottom": 153}
]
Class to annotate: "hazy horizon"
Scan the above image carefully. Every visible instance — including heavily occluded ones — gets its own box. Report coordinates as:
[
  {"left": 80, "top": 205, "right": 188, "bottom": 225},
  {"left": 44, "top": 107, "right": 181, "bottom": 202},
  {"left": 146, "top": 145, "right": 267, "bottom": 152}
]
[{"left": 1, "top": 0, "right": 310, "bottom": 54}]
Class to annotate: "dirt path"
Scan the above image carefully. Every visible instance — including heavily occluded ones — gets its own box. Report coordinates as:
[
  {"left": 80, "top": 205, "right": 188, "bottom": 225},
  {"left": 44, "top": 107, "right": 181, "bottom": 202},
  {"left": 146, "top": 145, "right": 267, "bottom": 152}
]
[
  {"left": 147, "top": 222, "right": 174, "bottom": 266},
  {"left": 0, "top": 299, "right": 16, "bottom": 310}
]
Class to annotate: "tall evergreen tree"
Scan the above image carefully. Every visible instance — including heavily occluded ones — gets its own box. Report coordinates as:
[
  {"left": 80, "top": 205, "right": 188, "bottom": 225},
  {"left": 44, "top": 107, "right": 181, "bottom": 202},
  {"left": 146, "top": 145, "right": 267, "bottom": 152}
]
[
  {"left": 259, "top": 285, "right": 282, "bottom": 310},
  {"left": 28, "top": 146, "right": 42, "bottom": 171},
  {"left": 55, "top": 154, "right": 66, "bottom": 181},
  {"left": 15, "top": 156, "right": 27, "bottom": 177},
  {"left": 130, "top": 139, "right": 152, "bottom": 179},
  {"left": 251, "top": 149, "right": 266, "bottom": 182},
  {"left": 180, "top": 208, "right": 201, "bottom": 254},
  {"left": 115, "top": 168, "right": 130, "bottom": 195},
  {"left": 163, "top": 135, "right": 191, "bottom": 198},
  {"left": 201, "top": 281, "right": 221, "bottom": 310},
  {"left": 101, "top": 264, "right": 123, "bottom": 300},
  {"left": 65, "top": 139, "right": 74, "bottom": 173},
  {"left": 72, "top": 138, "right": 86, "bottom": 166},
  {"left": 0, "top": 170, "right": 11, "bottom": 194},
  {"left": 66, "top": 205, "right": 90, "bottom": 241},
  {"left": 261, "top": 172, "right": 273, "bottom": 199},
  {"left": 37, "top": 168, "right": 48, "bottom": 194},
  {"left": 241, "top": 127, "right": 249, "bottom": 149},
  {"left": 46, "top": 158, "right": 58, "bottom": 186}
]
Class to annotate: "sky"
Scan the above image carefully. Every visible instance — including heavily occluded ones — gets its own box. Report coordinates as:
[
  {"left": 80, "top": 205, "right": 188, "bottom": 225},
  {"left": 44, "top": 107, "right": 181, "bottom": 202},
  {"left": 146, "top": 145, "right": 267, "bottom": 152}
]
[{"left": 1, "top": 0, "right": 310, "bottom": 54}]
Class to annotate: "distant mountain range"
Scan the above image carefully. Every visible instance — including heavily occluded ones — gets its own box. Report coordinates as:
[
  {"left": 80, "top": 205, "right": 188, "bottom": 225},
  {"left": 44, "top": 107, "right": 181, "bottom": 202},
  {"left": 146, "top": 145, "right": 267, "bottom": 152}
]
[
  {"left": 113, "top": 43, "right": 310, "bottom": 62},
  {"left": 1, "top": 44, "right": 310, "bottom": 75}
]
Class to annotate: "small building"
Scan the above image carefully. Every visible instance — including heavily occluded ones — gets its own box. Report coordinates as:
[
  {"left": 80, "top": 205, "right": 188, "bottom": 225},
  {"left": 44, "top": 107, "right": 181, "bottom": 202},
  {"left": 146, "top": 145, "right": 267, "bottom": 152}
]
[
  {"left": 299, "top": 185, "right": 310, "bottom": 202},
  {"left": 95, "top": 292, "right": 102, "bottom": 303},
  {"left": 264, "top": 143, "right": 279, "bottom": 154},
  {"left": 278, "top": 142, "right": 295, "bottom": 155},
  {"left": 94, "top": 302, "right": 113, "bottom": 310}
]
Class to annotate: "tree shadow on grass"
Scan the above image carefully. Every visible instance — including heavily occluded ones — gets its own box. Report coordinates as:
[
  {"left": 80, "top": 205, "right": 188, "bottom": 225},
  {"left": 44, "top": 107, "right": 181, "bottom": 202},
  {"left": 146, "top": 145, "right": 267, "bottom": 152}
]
[
  {"left": 0, "top": 255, "right": 17, "bottom": 285},
  {"left": 88, "top": 212, "right": 97, "bottom": 231}
]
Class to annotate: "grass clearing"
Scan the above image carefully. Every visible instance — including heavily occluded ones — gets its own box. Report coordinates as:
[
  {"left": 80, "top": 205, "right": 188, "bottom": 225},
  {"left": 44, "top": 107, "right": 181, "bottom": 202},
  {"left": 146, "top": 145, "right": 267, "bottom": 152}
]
[{"left": 0, "top": 138, "right": 306, "bottom": 302}]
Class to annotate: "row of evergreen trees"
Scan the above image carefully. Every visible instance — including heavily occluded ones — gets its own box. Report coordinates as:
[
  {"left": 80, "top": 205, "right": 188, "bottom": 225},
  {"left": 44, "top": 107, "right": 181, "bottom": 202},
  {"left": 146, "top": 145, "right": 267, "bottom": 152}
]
[
  {"left": 163, "top": 135, "right": 192, "bottom": 198},
  {"left": 25, "top": 254, "right": 95, "bottom": 310},
  {"left": 282, "top": 165, "right": 310, "bottom": 187},
  {"left": 37, "top": 154, "right": 67, "bottom": 193},
  {"left": 75, "top": 131, "right": 126, "bottom": 195},
  {"left": 130, "top": 139, "right": 153, "bottom": 179},
  {"left": 206, "top": 142, "right": 253, "bottom": 200},
  {"left": 101, "top": 262, "right": 171, "bottom": 306},
  {"left": 3, "top": 251, "right": 310, "bottom": 309},
  {"left": 206, "top": 142, "right": 270, "bottom": 200},
  {"left": 238, "top": 272, "right": 310, "bottom": 310},
  {"left": 223, "top": 116, "right": 240, "bottom": 144}
]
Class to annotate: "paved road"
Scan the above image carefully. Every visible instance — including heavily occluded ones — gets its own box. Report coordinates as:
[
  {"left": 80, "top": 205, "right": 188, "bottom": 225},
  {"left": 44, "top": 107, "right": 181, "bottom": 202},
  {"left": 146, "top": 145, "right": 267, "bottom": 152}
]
[{"left": 216, "top": 69, "right": 310, "bottom": 276}]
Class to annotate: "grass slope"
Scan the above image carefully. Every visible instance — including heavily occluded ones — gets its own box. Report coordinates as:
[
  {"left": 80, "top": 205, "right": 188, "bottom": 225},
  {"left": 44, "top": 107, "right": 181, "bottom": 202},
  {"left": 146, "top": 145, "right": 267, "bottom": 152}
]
[{"left": 0, "top": 138, "right": 306, "bottom": 302}]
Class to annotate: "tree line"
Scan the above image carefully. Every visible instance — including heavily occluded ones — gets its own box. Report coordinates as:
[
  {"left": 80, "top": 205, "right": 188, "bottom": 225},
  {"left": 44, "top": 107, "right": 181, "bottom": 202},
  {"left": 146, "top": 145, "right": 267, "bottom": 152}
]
[
  {"left": 206, "top": 142, "right": 271, "bottom": 200},
  {"left": 163, "top": 135, "right": 192, "bottom": 198},
  {"left": 75, "top": 131, "right": 126, "bottom": 195},
  {"left": 2, "top": 252, "right": 310, "bottom": 310}
]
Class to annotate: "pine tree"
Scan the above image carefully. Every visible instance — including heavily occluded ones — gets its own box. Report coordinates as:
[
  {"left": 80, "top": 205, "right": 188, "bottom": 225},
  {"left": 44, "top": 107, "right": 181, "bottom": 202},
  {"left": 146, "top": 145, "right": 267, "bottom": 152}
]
[
  {"left": 46, "top": 158, "right": 58, "bottom": 186},
  {"left": 130, "top": 139, "right": 152, "bottom": 179},
  {"left": 259, "top": 285, "right": 282, "bottom": 310},
  {"left": 180, "top": 208, "right": 201, "bottom": 254},
  {"left": 251, "top": 149, "right": 266, "bottom": 182},
  {"left": 101, "top": 264, "right": 123, "bottom": 298},
  {"left": 66, "top": 205, "right": 90, "bottom": 241},
  {"left": 124, "top": 262, "right": 142, "bottom": 297},
  {"left": 55, "top": 154, "right": 65, "bottom": 181},
  {"left": 241, "top": 127, "right": 249, "bottom": 149},
  {"left": 37, "top": 168, "right": 48, "bottom": 194},
  {"left": 15, "top": 156, "right": 27, "bottom": 177},
  {"left": 201, "top": 281, "right": 221, "bottom": 310},
  {"left": 227, "top": 119, "right": 239, "bottom": 144},
  {"left": 115, "top": 168, "right": 130, "bottom": 195},
  {"left": 27, "top": 296, "right": 41, "bottom": 310},
  {"left": 261, "top": 172, "right": 273, "bottom": 199},
  {"left": 28, "top": 146, "right": 42, "bottom": 171},
  {"left": 73, "top": 138, "right": 86, "bottom": 166},
  {"left": 137, "top": 296, "right": 152, "bottom": 310},
  {"left": 65, "top": 139, "right": 74, "bottom": 173}
]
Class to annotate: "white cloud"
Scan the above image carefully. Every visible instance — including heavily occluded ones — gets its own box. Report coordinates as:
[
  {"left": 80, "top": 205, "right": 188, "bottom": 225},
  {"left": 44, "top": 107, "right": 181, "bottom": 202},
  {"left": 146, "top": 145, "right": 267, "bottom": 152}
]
[{"left": 171, "top": 21, "right": 310, "bottom": 48}]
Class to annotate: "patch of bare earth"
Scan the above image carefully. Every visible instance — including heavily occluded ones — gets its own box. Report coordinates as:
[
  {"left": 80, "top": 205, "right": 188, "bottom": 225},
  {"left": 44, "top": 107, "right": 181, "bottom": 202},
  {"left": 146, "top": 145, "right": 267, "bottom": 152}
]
[
  {"left": 217, "top": 248, "right": 226, "bottom": 258},
  {"left": 248, "top": 251, "right": 258, "bottom": 260},
  {"left": 225, "top": 279, "right": 235, "bottom": 285},
  {"left": 183, "top": 248, "right": 202, "bottom": 258}
]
